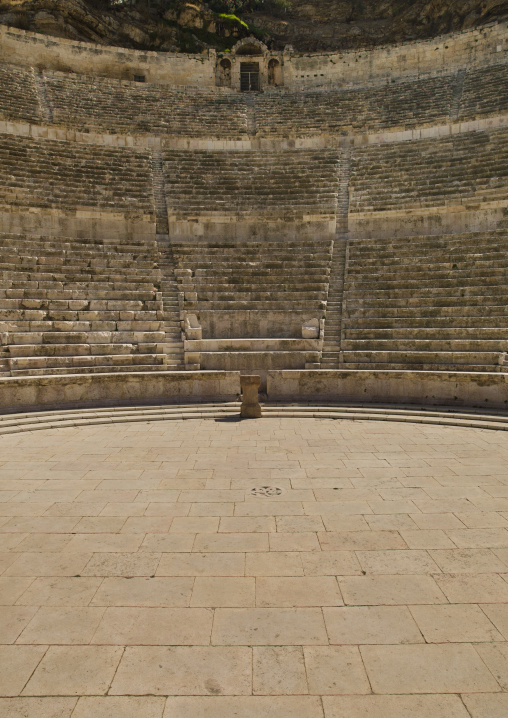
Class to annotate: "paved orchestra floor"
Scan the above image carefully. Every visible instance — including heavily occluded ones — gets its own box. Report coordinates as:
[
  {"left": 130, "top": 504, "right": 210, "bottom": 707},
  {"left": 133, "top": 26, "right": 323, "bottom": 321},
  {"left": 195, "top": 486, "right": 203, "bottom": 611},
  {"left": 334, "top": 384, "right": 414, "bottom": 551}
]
[{"left": 1, "top": 413, "right": 508, "bottom": 717}]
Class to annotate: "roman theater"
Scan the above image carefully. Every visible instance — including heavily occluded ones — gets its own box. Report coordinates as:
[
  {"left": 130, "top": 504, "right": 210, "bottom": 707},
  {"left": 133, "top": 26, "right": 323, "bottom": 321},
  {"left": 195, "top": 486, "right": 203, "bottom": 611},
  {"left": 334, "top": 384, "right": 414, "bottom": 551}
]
[{"left": 0, "top": 15, "right": 507, "bottom": 716}]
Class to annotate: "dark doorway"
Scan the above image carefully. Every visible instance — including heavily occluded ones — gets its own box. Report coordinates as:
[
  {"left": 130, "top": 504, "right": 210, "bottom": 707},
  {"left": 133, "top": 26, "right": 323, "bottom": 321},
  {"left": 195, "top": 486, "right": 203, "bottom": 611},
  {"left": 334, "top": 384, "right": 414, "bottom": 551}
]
[{"left": 240, "top": 62, "right": 260, "bottom": 92}]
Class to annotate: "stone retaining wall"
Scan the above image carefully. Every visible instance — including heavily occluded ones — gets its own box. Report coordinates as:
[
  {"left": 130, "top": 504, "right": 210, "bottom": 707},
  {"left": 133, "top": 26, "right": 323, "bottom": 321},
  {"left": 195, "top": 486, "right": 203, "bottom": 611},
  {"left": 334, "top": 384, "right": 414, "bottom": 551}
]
[
  {"left": 0, "top": 371, "right": 240, "bottom": 413},
  {"left": 0, "top": 23, "right": 505, "bottom": 89},
  {"left": 1, "top": 370, "right": 506, "bottom": 414},
  {"left": 266, "top": 370, "right": 508, "bottom": 410}
]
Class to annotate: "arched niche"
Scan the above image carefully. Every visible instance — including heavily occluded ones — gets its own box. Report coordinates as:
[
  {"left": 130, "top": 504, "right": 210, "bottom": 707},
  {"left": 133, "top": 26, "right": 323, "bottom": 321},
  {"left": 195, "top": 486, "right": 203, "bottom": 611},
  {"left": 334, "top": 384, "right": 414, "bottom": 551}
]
[
  {"left": 216, "top": 57, "right": 232, "bottom": 87},
  {"left": 268, "top": 58, "right": 281, "bottom": 86}
]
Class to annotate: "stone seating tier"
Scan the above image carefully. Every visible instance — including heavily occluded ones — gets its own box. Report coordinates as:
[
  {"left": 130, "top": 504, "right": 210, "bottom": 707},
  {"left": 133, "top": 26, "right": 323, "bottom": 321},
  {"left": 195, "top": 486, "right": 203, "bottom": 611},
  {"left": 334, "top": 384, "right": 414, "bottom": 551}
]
[
  {"left": 0, "top": 136, "right": 154, "bottom": 214},
  {"left": 172, "top": 239, "right": 332, "bottom": 338},
  {"left": 1, "top": 62, "right": 505, "bottom": 137},
  {"left": 163, "top": 150, "right": 340, "bottom": 217},
  {"left": 0, "top": 65, "right": 39, "bottom": 124},
  {"left": 459, "top": 63, "right": 508, "bottom": 121},
  {"left": 44, "top": 71, "right": 248, "bottom": 138},
  {"left": 0, "top": 234, "right": 184, "bottom": 376},
  {"left": 349, "top": 128, "right": 508, "bottom": 213},
  {"left": 255, "top": 74, "right": 455, "bottom": 137},
  {"left": 338, "top": 230, "right": 508, "bottom": 372}
]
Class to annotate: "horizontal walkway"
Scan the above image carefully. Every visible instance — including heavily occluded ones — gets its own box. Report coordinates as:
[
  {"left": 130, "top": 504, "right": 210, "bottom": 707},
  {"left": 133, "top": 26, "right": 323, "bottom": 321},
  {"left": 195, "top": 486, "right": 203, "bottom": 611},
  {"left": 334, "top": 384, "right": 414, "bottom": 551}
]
[{"left": 0, "top": 413, "right": 508, "bottom": 717}]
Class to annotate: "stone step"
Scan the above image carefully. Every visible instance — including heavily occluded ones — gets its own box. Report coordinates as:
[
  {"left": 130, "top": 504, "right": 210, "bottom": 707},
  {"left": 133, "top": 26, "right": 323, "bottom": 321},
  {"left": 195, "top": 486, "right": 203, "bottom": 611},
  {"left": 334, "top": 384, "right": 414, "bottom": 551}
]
[
  {"left": 340, "top": 362, "right": 502, "bottom": 372},
  {"left": 9, "top": 353, "right": 167, "bottom": 370},
  {"left": 6, "top": 342, "right": 166, "bottom": 358},
  {"left": 341, "top": 350, "right": 502, "bottom": 366},
  {"left": 347, "top": 316, "right": 508, "bottom": 329},
  {"left": 3, "top": 329, "right": 165, "bottom": 344},
  {"left": 9, "top": 363, "right": 171, "bottom": 376},
  {"left": 345, "top": 328, "right": 508, "bottom": 340}
]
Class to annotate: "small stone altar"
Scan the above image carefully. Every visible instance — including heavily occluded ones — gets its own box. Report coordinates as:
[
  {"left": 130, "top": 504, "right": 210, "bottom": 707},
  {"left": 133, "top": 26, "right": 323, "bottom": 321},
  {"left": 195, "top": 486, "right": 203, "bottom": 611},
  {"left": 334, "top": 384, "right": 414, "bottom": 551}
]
[{"left": 240, "top": 374, "right": 262, "bottom": 418}]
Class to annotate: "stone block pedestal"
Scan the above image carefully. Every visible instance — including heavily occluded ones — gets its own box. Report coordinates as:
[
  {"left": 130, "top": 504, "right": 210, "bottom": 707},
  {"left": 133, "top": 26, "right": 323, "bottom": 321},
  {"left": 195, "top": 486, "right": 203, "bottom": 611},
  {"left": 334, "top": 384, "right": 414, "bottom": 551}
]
[{"left": 240, "top": 374, "right": 262, "bottom": 419}]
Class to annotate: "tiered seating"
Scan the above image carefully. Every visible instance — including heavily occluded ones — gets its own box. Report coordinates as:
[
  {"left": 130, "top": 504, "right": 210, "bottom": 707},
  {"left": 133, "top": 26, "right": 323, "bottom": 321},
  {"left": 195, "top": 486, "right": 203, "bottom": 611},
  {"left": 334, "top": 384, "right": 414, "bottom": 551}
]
[
  {"left": 349, "top": 128, "right": 508, "bottom": 212},
  {"left": 0, "top": 135, "right": 154, "bottom": 213},
  {"left": 339, "top": 231, "right": 508, "bottom": 371},
  {"left": 44, "top": 71, "right": 248, "bottom": 137},
  {"left": 173, "top": 238, "right": 331, "bottom": 332},
  {"left": 163, "top": 149, "right": 340, "bottom": 216},
  {"left": 0, "top": 64, "right": 40, "bottom": 124},
  {"left": 255, "top": 75, "right": 454, "bottom": 136},
  {"left": 173, "top": 238, "right": 333, "bottom": 371},
  {"left": 163, "top": 149, "right": 339, "bottom": 370},
  {"left": 460, "top": 63, "right": 508, "bottom": 120},
  {"left": 0, "top": 234, "right": 184, "bottom": 375}
]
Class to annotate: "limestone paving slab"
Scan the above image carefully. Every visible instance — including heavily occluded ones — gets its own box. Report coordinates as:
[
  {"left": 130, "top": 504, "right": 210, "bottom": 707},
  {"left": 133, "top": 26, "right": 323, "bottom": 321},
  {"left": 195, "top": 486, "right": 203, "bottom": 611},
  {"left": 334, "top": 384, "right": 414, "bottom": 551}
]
[
  {"left": 110, "top": 646, "right": 252, "bottom": 695},
  {"left": 462, "top": 693, "right": 508, "bottom": 718},
  {"left": 1, "top": 416, "right": 508, "bottom": 711},
  {"left": 360, "top": 643, "right": 501, "bottom": 693},
  {"left": 322, "top": 695, "right": 470, "bottom": 718},
  {"left": 163, "top": 696, "right": 324, "bottom": 717},
  {"left": 0, "top": 697, "right": 77, "bottom": 718}
]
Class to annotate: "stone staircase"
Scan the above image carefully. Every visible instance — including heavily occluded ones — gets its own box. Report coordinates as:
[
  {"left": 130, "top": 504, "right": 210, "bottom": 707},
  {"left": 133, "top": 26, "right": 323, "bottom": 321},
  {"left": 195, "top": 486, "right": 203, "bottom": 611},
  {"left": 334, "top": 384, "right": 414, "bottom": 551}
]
[
  {"left": 173, "top": 238, "right": 332, "bottom": 333},
  {"left": 172, "top": 236, "right": 333, "bottom": 373},
  {"left": 151, "top": 149, "right": 184, "bottom": 369},
  {"left": 0, "top": 233, "right": 174, "bottom": 375},
  {"left": 321, "top": 148, "right": 351, "bottom": 368},
  {"left": 450, "top": 69, "right": 466, "bottom": 122},
  {"left": 339, "top": 230, "right": 508, "bottom": 372},
  {"left": 33, "top": 67, "right": 54, "bottom": 124}
]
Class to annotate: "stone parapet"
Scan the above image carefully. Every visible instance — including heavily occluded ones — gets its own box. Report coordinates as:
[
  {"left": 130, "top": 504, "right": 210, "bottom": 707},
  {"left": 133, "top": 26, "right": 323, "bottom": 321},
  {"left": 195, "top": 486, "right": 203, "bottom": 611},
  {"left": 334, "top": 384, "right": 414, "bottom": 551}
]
[
  {"left": 266, "top": 369, "right": 508, "bottom": 410},
  {"left": 0, "top": 370, "right": 240, "bottom": 413}
]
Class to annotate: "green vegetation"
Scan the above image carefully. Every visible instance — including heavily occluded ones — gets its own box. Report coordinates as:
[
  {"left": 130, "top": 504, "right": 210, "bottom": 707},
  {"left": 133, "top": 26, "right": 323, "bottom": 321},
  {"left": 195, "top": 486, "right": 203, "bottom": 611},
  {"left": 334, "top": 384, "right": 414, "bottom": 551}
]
[{"left": 216, "top": 12, "right": 249, "bottom": 29}]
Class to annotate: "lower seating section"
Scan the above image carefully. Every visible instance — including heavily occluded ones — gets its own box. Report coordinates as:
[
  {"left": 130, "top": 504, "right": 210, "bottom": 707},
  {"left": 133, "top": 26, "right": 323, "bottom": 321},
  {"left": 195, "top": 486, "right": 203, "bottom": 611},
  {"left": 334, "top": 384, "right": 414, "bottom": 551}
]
[
  {"left": 0, "top": 233, "right": 184, "bottom": 376},
  {"left": 0, "top": 135, "right": 154, "bottom": 214},
  {"left": 44, "top": 71, "right": 248, "bottom": 137},
  {"left": 173, "top": 238, "right": 331, "bottom": 331},
  {"left": 256, "top": 74, "right": 454, "bottom": 136},
  {"left": 164, "top": 150, "right": 340, "bottom": 217},
  {"left": 0, "top": 64, "right": 40, "bottom": 124},
  {"left": 459, "top": 63, "right": 508, "bottom": 121},
  {"left": 349, "top": 128, "right": 508, "bottom": 212},
  {"left": 173, "top": 238, "right": 333, "bottom": 371},
  {"left": 339, "top": 230, "right": 508, "bottom": 371}
]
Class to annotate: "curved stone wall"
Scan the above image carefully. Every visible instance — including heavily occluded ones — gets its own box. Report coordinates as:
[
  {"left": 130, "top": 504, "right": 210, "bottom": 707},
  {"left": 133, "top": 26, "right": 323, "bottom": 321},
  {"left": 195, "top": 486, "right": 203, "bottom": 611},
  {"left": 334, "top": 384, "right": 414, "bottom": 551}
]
[{"left": 0, "top": 22, "right": 506, "bottom": 89}]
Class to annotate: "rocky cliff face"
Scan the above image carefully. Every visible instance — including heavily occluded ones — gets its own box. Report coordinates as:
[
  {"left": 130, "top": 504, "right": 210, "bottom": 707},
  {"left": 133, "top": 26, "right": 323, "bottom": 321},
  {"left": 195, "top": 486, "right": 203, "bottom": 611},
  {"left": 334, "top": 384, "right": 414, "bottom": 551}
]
[
  {"left": 0, "top": 0, "right": 506, "bottom": 52},
  {"left": 250, "top": 0, "right": 508, "bottom": 51}
]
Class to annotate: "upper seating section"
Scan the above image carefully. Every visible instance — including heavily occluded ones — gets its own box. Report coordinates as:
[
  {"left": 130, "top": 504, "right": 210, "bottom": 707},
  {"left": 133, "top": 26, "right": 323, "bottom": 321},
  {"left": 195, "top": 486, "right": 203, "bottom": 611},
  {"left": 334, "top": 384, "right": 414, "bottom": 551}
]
[
  {"left": 0, "top": 135, "right": 154, "bottom": 214},
  {"left": 163, "top": 150, "right": 340, "bottom": 217},
  {"left": 1, "top": 60, "right": 506, "bottom": 138},
  {"left": 349, "top": 127, "right": 508, "bottom": 213},
  {"left": 459, "top": 63, "right": 508, "bottom": 121},
  {"left": 0, "top": 64, "right": 40, "bottom": 124},
  {"left": 255, "top": 75, "right": 455, "bottom": 137},
  {"left": 44, "top": 71, "right": 248, "bottom": 137}
]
